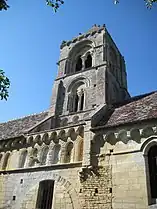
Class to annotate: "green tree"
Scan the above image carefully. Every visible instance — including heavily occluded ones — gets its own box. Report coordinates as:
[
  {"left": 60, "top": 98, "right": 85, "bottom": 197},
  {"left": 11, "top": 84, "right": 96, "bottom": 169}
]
[
  {"left": 114, "top": 0, "right": 157, "bottom": 8},
  {"left": 0, "top": 70, "right": 10, "bottom": 100},
  {"left": 0, "top": 0, "right": 157, "bottom": 11},
  {"left": 0, "top": 0, "right": 64, "bottom": 11}
]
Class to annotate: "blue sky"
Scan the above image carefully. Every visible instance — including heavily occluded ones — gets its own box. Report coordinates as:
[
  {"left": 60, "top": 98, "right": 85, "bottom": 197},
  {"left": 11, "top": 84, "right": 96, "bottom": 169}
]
[{"left": 0, "top": 0, "right": 157, "bottom": 122}]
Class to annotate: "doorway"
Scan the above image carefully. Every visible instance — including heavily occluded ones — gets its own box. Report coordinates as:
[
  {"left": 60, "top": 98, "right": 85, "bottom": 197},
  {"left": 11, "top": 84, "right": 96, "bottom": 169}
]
[{"left": 35, "top": 180, "right": 54, "bottom": 209}]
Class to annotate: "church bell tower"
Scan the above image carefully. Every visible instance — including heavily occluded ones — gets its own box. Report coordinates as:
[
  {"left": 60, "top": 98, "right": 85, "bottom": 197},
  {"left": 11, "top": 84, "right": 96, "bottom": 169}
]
[{"left": 50, "top": 25, "right": 130, "bottom": 126}]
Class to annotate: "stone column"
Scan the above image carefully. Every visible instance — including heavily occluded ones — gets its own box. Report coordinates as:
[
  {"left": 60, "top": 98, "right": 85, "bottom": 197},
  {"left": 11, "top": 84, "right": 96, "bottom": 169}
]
[
  {"left": 81, "top": 55, "right": 86, "bottom": 70},
  {"left": 78, "top": 89, "right": 84, "bottom": 111}
]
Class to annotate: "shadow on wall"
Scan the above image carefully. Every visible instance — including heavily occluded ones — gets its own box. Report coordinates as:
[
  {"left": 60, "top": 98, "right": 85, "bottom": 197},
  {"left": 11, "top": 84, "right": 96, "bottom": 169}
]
[
  {"left": 0, "top": 200, "right": 11, "bottom": 209},
  {"left": 55, "top": 81, "right": 65, "bottom": 116},
  {"left": 91, "top": 134, "right": 105, "bottom": 167}
]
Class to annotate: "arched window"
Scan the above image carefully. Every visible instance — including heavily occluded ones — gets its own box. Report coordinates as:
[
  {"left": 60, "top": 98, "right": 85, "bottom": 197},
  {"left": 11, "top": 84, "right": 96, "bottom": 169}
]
[
  {"left": 40, "top": 146, "right": 49, "bottom": 165},
  {"left": 73, "top": 89, "right": 84, "bottom": 112},
  {"left": 80, "top": 90, "right": 84, "bottom": 111},
  {"left": 75, "top": 56, "right": 82, "bottom": 72},
  {"left": 2, "top": 152, "right": 10, "bottom": 170},
  {"left": 85, "top": 54, "right": 92, "bottom": 69},
  {"left": 70, "top": 89, "right": 85, "bottom": 113},
  {"left": 148, "top": 145, "right": 157, "bottom": 198},
  {"left": 64, "top": 142, "right": 73, "bottom": 163},
  {"left": 19, "top": 150, "right": 28, "bottom": 168},
  {"left": 66, "top": 39, "right": 94, "bottom": 74},
  {"left": 74, "top": 94, "right": 79, "bottom": 112}
]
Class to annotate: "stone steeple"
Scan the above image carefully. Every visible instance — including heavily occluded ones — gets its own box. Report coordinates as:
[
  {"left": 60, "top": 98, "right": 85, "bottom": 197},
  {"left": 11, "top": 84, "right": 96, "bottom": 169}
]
[{"left": 50, "top": 24, "right": 130, "bottom": 118}]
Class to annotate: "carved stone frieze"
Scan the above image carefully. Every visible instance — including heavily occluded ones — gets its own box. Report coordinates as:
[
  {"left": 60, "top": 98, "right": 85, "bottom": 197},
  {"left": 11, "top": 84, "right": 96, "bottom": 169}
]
[{"left": 104, "top": 125, "right": 157, "bottom": 145}]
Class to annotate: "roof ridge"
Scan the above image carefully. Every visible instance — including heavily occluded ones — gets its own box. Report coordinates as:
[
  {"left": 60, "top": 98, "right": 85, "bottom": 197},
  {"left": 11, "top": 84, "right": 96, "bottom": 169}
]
[{"left": 0, "top": 110, "right": 48, "bottom": 125}]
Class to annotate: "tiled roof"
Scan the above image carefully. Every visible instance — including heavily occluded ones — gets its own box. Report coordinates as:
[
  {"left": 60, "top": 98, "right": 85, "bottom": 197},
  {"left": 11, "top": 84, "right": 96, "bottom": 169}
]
[
  {"left": 1, "top": 91, "right": 157, "bottom": 139},
  {"left": 0, "top": 111, "right": 49, "bottom": 140},
  {"left": 100, "top": 91, "right": 157, "bottom": 128}
]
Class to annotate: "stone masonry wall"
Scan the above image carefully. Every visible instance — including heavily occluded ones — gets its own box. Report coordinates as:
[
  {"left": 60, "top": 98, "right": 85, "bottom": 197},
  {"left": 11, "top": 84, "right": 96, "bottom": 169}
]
[
  {"left": 79, "top": 155, "right": 112, "bottom": 209},
  {"left": 112, "top": 152, "right": 148, "bottom": 209},
  {"left": 0, "top": 166, "right": 81, "bottom": 209},
  {"left": 97, "top": 123, "right": 157, "bottom": 209}
]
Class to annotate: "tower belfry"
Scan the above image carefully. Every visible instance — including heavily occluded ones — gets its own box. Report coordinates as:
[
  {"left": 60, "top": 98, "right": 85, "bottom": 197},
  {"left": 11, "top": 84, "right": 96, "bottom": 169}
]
[{"left": 50, "top": 24, "right": 130, "bottom": 126}]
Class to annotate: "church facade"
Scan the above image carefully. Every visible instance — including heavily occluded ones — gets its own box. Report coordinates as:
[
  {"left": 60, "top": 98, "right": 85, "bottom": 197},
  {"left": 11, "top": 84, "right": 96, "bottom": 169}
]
[{"left": 0, "top": 25, "right": 157, "bottom": 209}]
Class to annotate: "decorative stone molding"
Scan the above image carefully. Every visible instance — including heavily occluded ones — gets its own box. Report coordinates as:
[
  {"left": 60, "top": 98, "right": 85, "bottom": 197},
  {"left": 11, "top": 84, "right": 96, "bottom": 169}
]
[
  {"left": 117, "top": 129, "right": 128, "bottom": 144},
  {"left": 27, "top": 136, "right": 33, "bottom": 145},
  {"left": 105, "top": 132, "right": 116, "bottom": 145},
  {"left": 42, "top": 133, "right": 50, "bottom": 145},
  {"left": 141, "top": 126, "right": 154, "bottom": 138},
  {"left": 104, "top": 125, "right": 157, "bottom": 145},
  {"left": 58, "top": 130, "right": 67, "bottom": 141},
  {"left": 130, "top": 128, "right": 141, "bottom": 143},
  {"left": 34, "top": 135, "right": 42, "bottom": 145},
  {"left": 0, "top": 125, "right": 84, "bottom": 171}
]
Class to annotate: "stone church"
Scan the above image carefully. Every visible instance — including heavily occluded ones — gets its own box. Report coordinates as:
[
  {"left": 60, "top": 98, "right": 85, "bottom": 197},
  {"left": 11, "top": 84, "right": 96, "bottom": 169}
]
[{"left": 0, "top": 24, "right": 157, "bottom": 209}]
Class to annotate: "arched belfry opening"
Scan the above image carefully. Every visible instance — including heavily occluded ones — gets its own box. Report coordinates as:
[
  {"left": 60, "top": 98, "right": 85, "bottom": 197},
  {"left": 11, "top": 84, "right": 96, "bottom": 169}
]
[
  {"left": 85, "top": 54, "right": 92, "bottom": 69},
  {"left": 65, "top": 40, "right": 94, "bottom": 75},
  {"left": 80, "top": 90, "right": 84, "bottom": 111},
  {"left": 148, "top": 145, "right": 157, "bottom": 198},
  {"left": 74, "top": 93, "right": 79, "bottom": 112},
  {"left": 67, "top": 80, "right": 86, "bottom": 113},
  {"left": 76, "top": 56, "right": 82, "bottom": 72}
]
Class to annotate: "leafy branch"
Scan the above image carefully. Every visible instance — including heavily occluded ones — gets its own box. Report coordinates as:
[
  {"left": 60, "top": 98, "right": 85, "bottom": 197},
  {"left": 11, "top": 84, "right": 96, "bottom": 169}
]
[
  {"left": 0, "top": 0, "right": 64, "bottom": 11},
  {"left": 0, "top": 0, "right": 9, "bottom": 11},
  {"left": 145, "top": 0, "right": 157, "bottom": 8},
  {"left": 0, "top": 70, "right": 10, "bottom": 100},
  {"left": 0, "top": 0, "right": 156, "bottom": 11},
  {"left": 114, "top": 0, "right": 157, "bottom": 8},
  {"left": 46, "top": 0, "right": 64, "bottom": 12}
]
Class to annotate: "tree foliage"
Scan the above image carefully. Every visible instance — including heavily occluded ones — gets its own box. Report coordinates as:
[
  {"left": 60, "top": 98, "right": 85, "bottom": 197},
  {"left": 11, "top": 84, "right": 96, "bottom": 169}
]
[
  {"left": 0, "top": 0, "right": 157, "bottom": 11},
  {"left": 0, "top": 70, "right": 10, "bottom": 100},
  {"left": 0, "top": 0, "right": 64, "bottom": 11},
  {"left": 114, "top": 0, "right": 157, "bottom": 8},
  {"left": 46, "top": 0, "right": 64, "bottom": 12}
]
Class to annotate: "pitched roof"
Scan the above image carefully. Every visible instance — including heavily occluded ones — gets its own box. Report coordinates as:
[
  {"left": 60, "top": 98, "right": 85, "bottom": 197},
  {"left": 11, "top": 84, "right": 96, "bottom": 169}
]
[
  {"left": 99, "top": 91, "right": 157, "bottom": 128},
  {"left": 0, "top": 111, "right": 49, "bottom": 140}
]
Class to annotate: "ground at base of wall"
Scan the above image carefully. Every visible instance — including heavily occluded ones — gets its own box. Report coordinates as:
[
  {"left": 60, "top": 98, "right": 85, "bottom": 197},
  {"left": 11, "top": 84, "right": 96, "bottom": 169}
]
[{"left": 148, "top": 204, "right": 157, "bottom": 209}]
